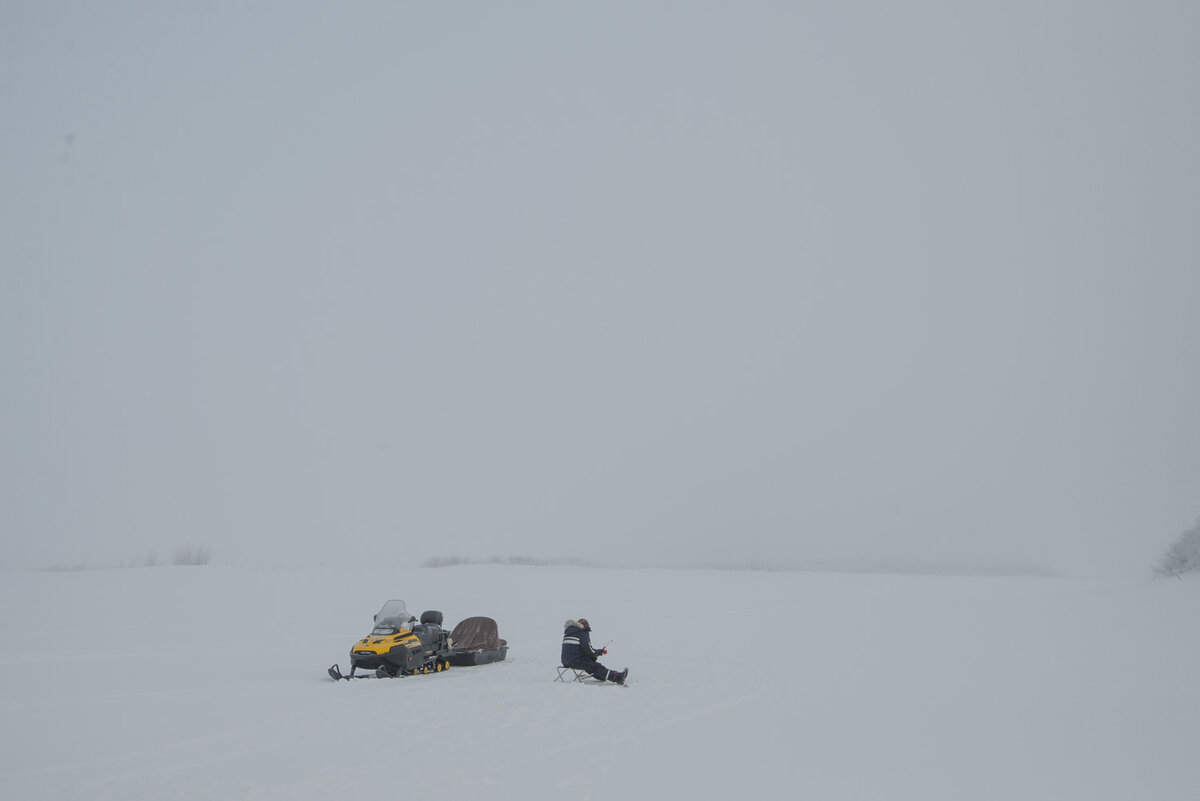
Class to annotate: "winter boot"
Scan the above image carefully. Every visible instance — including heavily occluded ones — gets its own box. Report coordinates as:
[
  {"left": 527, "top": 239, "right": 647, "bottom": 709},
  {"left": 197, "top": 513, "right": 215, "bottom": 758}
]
[{"left": 612, "top": 668, "right": 628, "bottom": 685}]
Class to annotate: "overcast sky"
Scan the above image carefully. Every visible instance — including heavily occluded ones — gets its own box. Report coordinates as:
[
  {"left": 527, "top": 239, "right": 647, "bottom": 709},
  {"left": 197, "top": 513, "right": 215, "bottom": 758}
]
[{"left": 3, "top": 1, "right": 1197, "bottom": 576}]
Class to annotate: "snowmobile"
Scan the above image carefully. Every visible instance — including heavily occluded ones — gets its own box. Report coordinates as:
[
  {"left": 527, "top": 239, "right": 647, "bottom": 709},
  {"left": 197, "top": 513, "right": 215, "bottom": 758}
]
[
  {"left": 446, "top": 616, "right": 508, "bottom": 666},
  {"left": 328, "top": 600, "right": 451, "bottom": 680}
]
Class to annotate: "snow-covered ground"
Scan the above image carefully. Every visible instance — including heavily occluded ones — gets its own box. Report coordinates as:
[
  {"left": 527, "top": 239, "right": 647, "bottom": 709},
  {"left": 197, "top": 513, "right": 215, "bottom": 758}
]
[{"left": 0, "top": 564, "right": 1195, "bottom": 800}]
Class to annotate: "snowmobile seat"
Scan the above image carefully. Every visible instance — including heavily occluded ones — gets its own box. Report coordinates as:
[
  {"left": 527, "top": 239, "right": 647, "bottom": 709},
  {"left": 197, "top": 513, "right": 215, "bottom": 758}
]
[
  {"left": 555, "top": 666, "right": 590, "bottom": 683},
  {"left": 412, "top": 610, "right": 444, "bottom": 642}
]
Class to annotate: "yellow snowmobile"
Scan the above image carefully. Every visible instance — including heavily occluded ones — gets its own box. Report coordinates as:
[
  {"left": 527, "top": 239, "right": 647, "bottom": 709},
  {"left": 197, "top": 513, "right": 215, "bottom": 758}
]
[{"left": 328, "top": 600, "right": 451, "bottom": 680}]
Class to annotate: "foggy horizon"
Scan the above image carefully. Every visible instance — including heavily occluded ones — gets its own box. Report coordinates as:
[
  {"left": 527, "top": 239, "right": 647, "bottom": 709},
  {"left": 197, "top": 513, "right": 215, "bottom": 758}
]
[{"left": 3, "top": 2, "right": 1197, "bottom": 578}]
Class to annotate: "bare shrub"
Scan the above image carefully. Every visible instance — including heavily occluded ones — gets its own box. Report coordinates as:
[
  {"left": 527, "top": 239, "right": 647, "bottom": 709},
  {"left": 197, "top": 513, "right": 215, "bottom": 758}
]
[
  {"left": 422, "top": 554, "right": 470, "bottom": 568},
  {"left": 172, "top": 544, "right": 212, "bottom": 566},
  {"left": 1154, "top": 518, "right": 1200, "bottom": 578}
]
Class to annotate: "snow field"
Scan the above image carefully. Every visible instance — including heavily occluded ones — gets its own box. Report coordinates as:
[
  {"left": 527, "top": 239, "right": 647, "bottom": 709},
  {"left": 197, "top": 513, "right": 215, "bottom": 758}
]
[{"left": 0, "top": 564, "right": 1196, "bottom": 800}]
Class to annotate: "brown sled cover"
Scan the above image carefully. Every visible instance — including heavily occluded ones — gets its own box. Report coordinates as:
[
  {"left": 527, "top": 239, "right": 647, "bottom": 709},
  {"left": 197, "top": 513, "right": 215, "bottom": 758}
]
[{"left": 448, "top": 616, "right": 508, "bottom": 665}]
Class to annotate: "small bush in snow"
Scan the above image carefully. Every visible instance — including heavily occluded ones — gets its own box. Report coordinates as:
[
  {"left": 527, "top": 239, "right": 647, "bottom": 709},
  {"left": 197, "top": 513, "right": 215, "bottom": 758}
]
[
  {"left": 422, "top": 555, "right": 471, "bottom": 568},
  {"left": 1154, "top": 518, "right": 1200, "bottom": 578},
  {"left": 172, "top": 544, "right": 212, "bottom": 566}
]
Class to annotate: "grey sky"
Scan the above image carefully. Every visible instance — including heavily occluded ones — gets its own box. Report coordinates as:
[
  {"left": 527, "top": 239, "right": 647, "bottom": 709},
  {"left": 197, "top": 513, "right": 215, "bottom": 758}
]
[{"left": 3, "top": 2, "right": 1197, "bottom": 576}]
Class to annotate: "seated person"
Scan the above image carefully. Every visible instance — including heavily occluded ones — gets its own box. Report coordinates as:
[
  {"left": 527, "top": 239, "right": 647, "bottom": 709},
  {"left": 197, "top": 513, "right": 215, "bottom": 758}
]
[{"left": 560, "top": 618, "right": 627, "bottom": 684}]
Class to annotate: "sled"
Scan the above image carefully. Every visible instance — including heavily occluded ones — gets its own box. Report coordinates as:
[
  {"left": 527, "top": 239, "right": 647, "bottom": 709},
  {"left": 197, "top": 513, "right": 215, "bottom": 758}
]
[{"left": 447, "top": 616, "right": 509, "bottom": 666}]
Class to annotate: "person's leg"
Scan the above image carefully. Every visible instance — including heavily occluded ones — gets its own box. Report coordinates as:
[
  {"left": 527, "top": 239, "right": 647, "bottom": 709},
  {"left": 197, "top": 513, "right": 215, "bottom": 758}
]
[{"left": 569, "top": 657, "right": 611, "bottom": 681}]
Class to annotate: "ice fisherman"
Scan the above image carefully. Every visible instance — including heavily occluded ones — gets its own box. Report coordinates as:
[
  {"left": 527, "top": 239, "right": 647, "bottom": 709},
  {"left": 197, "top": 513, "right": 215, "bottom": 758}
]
[{"left": 561, "top": 618, "right": 627, "bottom": 684}]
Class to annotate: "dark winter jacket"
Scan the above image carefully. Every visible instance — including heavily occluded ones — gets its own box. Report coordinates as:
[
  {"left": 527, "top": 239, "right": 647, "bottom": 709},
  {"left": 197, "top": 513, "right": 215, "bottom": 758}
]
[{"left": 561, "top": 620, "right": 602, "bottom": 667}]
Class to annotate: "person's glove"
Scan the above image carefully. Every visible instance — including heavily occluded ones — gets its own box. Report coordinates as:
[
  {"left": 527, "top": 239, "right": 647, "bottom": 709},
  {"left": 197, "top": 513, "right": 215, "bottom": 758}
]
[{"left": 601, "top": 648, "right": 608, "bottom": 655}]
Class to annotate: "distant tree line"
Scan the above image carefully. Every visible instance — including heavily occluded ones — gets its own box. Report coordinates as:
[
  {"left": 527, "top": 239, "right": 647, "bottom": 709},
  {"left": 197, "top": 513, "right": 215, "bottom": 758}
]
[
  {"left": 123, "top": 544, "right": 213, "bottom": 567},
  {"left": 1154, "top": 518, "right": 1200, "bottom": 577},
  {"left": 421, "top": 554, "right": 597, "bottom": 568},
  {"left": 47, "top": 543, "right": 214, "bottom": 571}
]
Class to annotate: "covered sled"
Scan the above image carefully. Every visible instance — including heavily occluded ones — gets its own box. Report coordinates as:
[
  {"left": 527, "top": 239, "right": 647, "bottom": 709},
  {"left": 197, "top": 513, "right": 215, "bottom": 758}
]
[{"left": 447, "top": 616, "right": 508, "bottom": 666}]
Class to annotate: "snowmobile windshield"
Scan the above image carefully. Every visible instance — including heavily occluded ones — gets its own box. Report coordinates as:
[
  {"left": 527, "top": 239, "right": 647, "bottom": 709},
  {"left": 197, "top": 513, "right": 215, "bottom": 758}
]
[{"left": 372, "top": 600, "right": 414, "bottom": 634}]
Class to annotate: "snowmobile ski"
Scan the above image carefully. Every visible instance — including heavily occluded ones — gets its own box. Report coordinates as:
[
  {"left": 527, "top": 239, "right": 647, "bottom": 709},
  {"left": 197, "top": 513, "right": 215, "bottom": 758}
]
[{"left": 328, "top": 664, "right": 380, "bottom": 681}]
